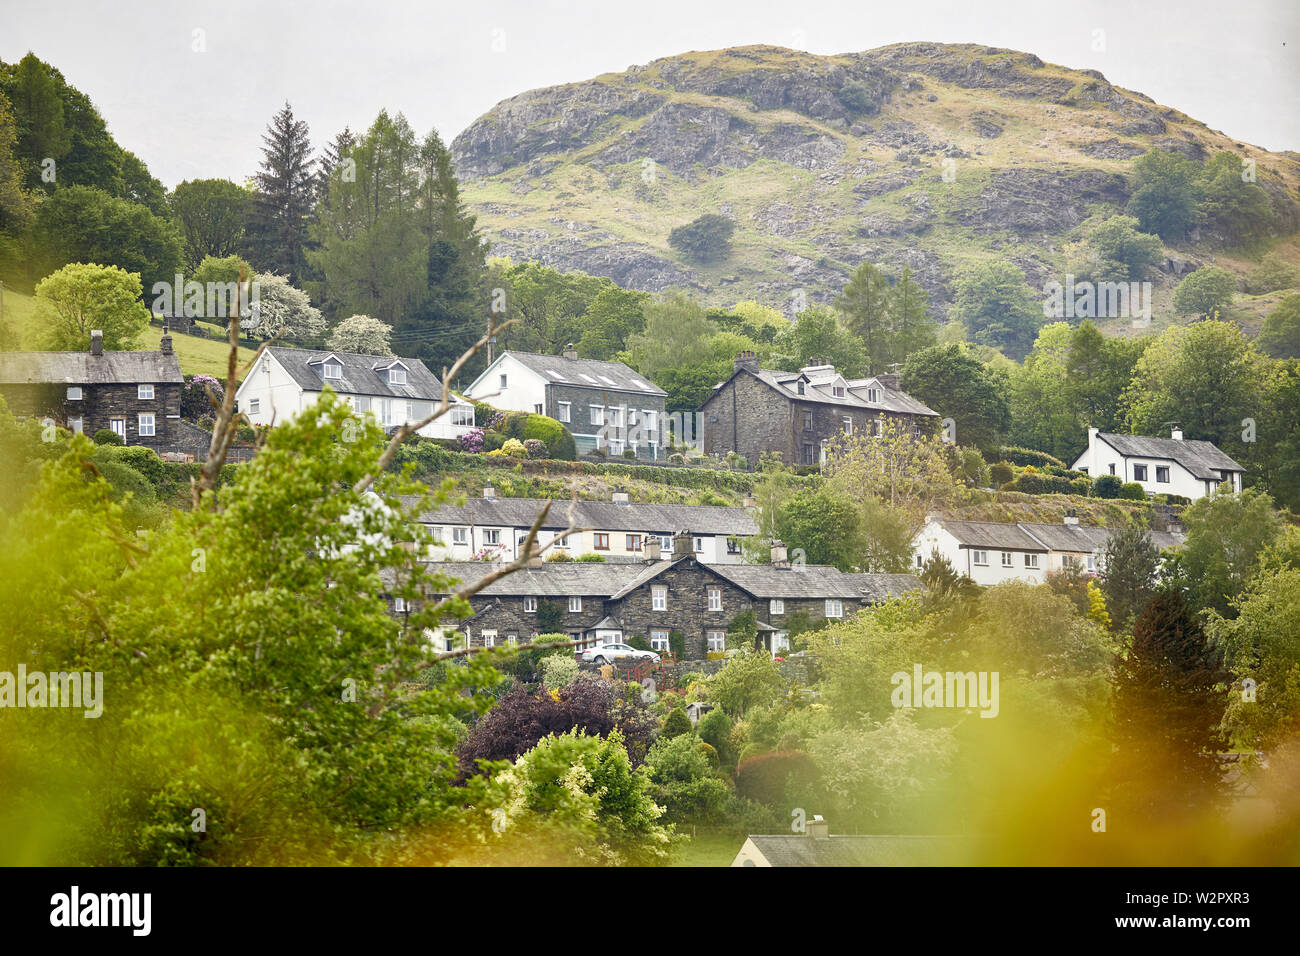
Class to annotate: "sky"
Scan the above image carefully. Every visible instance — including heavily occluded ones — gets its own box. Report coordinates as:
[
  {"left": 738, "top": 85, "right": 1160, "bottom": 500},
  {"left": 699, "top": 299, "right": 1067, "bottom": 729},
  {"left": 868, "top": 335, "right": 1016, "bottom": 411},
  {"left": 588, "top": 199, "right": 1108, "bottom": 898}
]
[{"left": 1, "top": 0, "right": 1297, "bottom": 188}]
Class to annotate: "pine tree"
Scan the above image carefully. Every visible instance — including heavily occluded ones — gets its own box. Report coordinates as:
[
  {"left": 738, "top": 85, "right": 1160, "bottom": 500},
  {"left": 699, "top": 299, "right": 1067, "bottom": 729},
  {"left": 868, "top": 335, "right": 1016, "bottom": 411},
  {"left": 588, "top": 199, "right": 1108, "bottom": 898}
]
[
  {"left": 1099, "top": 526, "right": 1161, "bottom": 632},
  {"left": 244, "top": 102, "right": 316, "bottom": 284},
  {"left": 1110, "top": 588, "right": 1228, "bottom": 825},
  {"left": 886, "top": 266, "right": 937, "bottom": 365},
  {"left": 836, "top": 260, "right": 891, "bottom": 372},
  {"left": 315, "top": 127, "right": 354, "bottom": 205}
]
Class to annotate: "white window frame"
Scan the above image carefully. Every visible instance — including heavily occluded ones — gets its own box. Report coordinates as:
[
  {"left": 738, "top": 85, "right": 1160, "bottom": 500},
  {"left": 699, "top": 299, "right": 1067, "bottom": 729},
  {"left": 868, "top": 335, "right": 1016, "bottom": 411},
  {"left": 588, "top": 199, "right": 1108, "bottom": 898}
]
[
  {"left": 650, "top": 630, "right": 670, "bottom": 652},
  {"left": 693, "top": 536, "right": 704, "bottom": 553},
  {"left": 450, "top": 404, "right": 474, "bottom": 426},
  {"left": 389, "top": 368, "right": 407, "bottom": 386},
  {"left": 568, "top": 596, "right": 582, "bottom": 613},
  {"left": 590, "top": 405, "right": 604, "bottom": 426},
  {"left": 452, "top": 527, "right": 468, "bottom": 545},
  {"left": 137, "top": 413, "right": 156, "bottom": 437},
  {"left": 707, "top": 587, "right": 722, "bottom": 612},
  {"left": 66, "top": 386, "right": 83, "bottom": 401},
  {"left": 482, "top": 529, "right": 501, "bottom": 546},
  {"left": 706, "top": 631, "right": 727, "bottom": 653},
  {"left": 1001, "top": 551, "right": 1012, "bottom": 567},
  {"left": 1025, "top": 554, "right": 1040, "bottom": 569},
  {"left": 322, "top": 361, "right": 342, "bottom": 380},
  {"left": 770, "top": 598, "right": 785, "bottom": 615},
  {"left": 499, "top": 373, "right": 508, "bottom": 389},
  {"left": 824, "top": 599, "right": 843, "bottom": 618},
  {"left": 109, "top": 418, "right": 126, "bottom": 440},
  {"left": 481, "top": 630, "right": 498, "bottom": 648},
  {"left": 557, "top": 401, "right": 571, "bottom": 423},
  {"left": 972, "top": 550, "right": 988, "bottom": 566},
  {"left": 249, "top": 398, "right": 261, "bottom": 415},
  {"left": 137, "top": 383, "right": 155, "bottom": 400},
  {"left": 394, "top": 597, "right": 408, "bottom": 613},
  {"left": 524, "top": 597, "right": 537, "bottom": 613},
  {"left": 652, "top": 586, "right": 667, "bottom": 611}
]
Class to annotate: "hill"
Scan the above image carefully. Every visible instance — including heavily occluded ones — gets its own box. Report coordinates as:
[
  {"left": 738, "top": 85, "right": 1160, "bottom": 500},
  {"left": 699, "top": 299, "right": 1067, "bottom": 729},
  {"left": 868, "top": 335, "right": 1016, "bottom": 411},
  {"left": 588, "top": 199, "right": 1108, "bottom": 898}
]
[{"left": 452, "top": 42, "right": 1300, "bottom": 328}]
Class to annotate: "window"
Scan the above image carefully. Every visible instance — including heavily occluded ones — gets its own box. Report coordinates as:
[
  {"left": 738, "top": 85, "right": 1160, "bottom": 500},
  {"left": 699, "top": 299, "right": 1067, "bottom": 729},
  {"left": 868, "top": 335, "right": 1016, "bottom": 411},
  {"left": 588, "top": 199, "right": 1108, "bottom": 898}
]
[
  {"left": 569, "top": 596, "right": 582, "bottom": 613},
  {"left": 867, "top": 387, "right": 881, "bottom": 403},
  {"left": 796, "top": 381, "right": 805, "bottom": 395},
  {"left": 643, "top": 410, "right": 656, "bottom": 432},
  {"left": 707, "top": 631, "right": 727, "bottom": 653},
  {"left": 625, "top": 534, "right": 641, "bottom": 551},
  {"left": 650, "top": 630, "right": 670, "bottom": 651},
  {"left": 394, "top": 597, "right": 407, "bottom": 613},
  {"left": 109, "top": 418, "right": 126, "bottom": 440},
  {"left": 1087, "top": 555, "right": 1096, "bottom": 572},
  {"left": 66, "top": 386, "right": 83, "bottom": 401},
  {"left": 915, "top": 554, "right": 923, "bottom": 568},
  {"left": 652, "top": 586, "right": 667, "bottom": 611},
  {"left": 694, "top": 537, "right": 704, "bottom": 553},
  {"left": 499, "top": 373, "right": 508, "bottom": 389},
  {"left": 802, "top": 443, "right": 815, "bottom": 465},
  {"left": 606, "top": 439, "right": 624, "bottom": 455},
  {"left": 727, "top": 537, "right": 741, "bottom": 554},
  {"left": 68, "top": 418, "right": 83, "bottom": 434},
  {"left": 1001, "top": 552, "right": 1013, "bottom": 567},
  {"left": 972, "top": 550, "right": 988, "bottom": 566},
  {"left": 322, "top": 361, "right": 342, "bottom": 380},
  {"left": 1025, "top": 554, "right": 1040, "bottom": 569},
  {"left": 524, "top": 597, "right": 537, "bottom": 613},
  {"left": 658, "top": 534, "right": 672, "bottom": 551},
  {"left": 770, "top": 598, "right": 785, "bottom": 615},
  {"left": 378, "top": 398, "right": 393, "bottom": 425},
  {"left": 1156, "top": 466, "right": 1170, "bottom": 483},
  {"left": 1108, "top": 463, "right": 1116, "bottom": 476},
  {"left": 707, "top": 587, "right": 722, "bottom": 611},
  {"left": 842, "top": 416, "right": 853, "bottom": 434},
  {"left": 533, "top": 403, "right": 543, "bottom": 414},
  {"left": 481, "top": 630, "right": 497, "bottom": 648},
  {"left": 594, "top": 533, "right": 610, "bottom": 550},
  {"left": 590, "top": 405, "right": 604, "bottom": 426},
  {"left": 138, "top": 413, "right": 155, "bottom": 437},
  {"left": 249, "top": 398, "right": 261, "bottom": 414},
  {"left": 802, "top": 410, "right": 814, "bottom": 430},
  {"left": 1133, "top": 464, "right": 1148, "bottom": 482},
  {"left": 482, "top": 529, "right": 501, "bottom": 545},
  {"left": 607, "top": 407, "right": 621, "bottom": 428},
  {"left": 388, "top": 368, "right": 407, "bottom": 385},
  {"left": 506, "top": 634, "right": 518, "bottom": 646},
  {"left": 557, "top": 402, "right": 571, "bottom": 423},
  {"left": 452, "top": 527, "right": 468, "bottom": 545},
  {"left": 832, "top": 386, "right": 845, "bottom": 398},
  {"left": 825, "top": 599, "right": 843, "bottom": 618},
  {"left": 451, "top": 405, "right": 474, "bottom": 426}
]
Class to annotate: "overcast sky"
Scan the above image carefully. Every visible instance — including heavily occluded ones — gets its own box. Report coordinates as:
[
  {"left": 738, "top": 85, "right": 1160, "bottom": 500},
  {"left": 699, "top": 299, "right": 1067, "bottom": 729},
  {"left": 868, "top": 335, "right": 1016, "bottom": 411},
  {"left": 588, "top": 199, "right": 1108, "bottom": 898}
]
[{"left": 2, "top": 0, "right": 1297, "bottom": 187}]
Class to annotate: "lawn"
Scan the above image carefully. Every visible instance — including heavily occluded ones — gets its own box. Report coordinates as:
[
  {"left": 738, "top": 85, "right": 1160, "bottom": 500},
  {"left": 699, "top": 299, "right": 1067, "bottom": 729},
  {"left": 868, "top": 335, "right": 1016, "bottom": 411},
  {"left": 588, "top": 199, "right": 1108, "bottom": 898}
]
[
  {"left": 1, "top": 284, "right": 256, "bottom": 381},
  {"left": 671, "top": 829, "right": 744, "bottom": 867}
]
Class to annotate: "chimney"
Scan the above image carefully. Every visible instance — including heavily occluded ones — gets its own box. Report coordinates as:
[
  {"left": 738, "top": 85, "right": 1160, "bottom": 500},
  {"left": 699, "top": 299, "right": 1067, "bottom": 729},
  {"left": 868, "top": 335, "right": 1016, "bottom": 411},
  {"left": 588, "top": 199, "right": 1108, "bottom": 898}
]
[
  {"left": 771, "top": 539, "right": 789, "bottom": 568},
  {"left": 90, "top": 330, "right": 103, "bottom": 356},
  {"left": 806, "top": 815, "right": 829, "bottom": 839},
  {"left": 159, "top": 324, "right": 173, "bottom": 354},
  {"left": 1063, "top": 511, "right": 1079, "bottom": 527},
  {"left": 1171, "top": 426, "right": 1184, "bottom": 441},
  {"left": 645, "top": 537, "right": 662, "bottom": 562},
  {"left": 734, "top": 349, "right": 759, "bottom": 373},
  {"left": 742, "top": 493, "right": 757, "bottom": 509},
  {"left": 672, "top": 530, "right": 693, "bottom": 560},
  {"left": 876, "top": 372, "right": 900, "bottom": 390},
  {"left": 483, "top": 486, "right": 496, "bottom": 499},
  {"left": 562, "top": 343, "right": 578, "bottom": 360},
  {"left": 612, "top": 491, "right": 630, "bottom": 505}
]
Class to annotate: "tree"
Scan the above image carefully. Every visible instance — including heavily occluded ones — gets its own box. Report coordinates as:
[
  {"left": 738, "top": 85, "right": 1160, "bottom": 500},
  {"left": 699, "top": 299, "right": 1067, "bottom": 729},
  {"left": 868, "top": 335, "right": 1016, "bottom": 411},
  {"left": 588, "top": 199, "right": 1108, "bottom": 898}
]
[
  {"left": 1198, "top": 151, "right": 1275, "bottom": 243},
  {"left": 1257, "top": 294, "right": 1300, "bottom": 359},
  {"left": 34, "top": 262, "right": 149, "bottom": 351},
  {"left": 169, "top": 178, "right": 250, "bottom": 272},
  {"left": 244, "top": 102, "right": 315, "bottom": 283},
  {"left": 668, "top": 213, "right": 734, "bottom": 263},
  {"left": 1127, "top": 148, "right": 1201, "bottom": 241},
  {"left": 660, "top": 707, "right": 693, "bottom": 741},
  {"left": 836, "top": 260, "right": 891, "bottom": 371},
  {"left": 6, "top": 53, "right": 70, "bottom": 190},
  {"left": 1110, "top": 588, "right": 1228, "bottom": 823},
  {"left": 327, "top": 314, "right": 393, "bottom": 355},
  {"left": 315, "top": 126, "right": 355, "bottom": 204},
  {"left": 775, "top": 485, "right": 863, "bottom": 571},
  {"left": 901, "top": 343, "right": 1011, "bottom": 454},
  {"left": 706, "top": 648, "right": 787, "bottom": 717},
  {"left": 32, "top": 185, "right": 181, "bottom": 293},
  {"left": 1063, "top": 320, "right": 1148, "bottom": 435},
  {"left": 644, "top": 732, "right": 732, "bottom": 824},
  {"left": 1172, "top": 266, "right": 1236, "bottom": 317},
  {"left": 625, "top": 289, "right": 713, "bottom": 377},
  {"left": 1076, "top": 215, "right": 1164, "bottom": 281},
  {"left": 1166, "top": 488, "right": 1281, "bottom": 617},
  {"left": 0, "top": 90, "right": 33, "bottom": 239},
  {"left": 770, "top": 305, "right": 866, "bottom": 375},
  {"left": 1099, "top": 526, "right": 1161, "bottom": 632},
  {"left": 887, "top": 266, "right": 938, "bottom": 363},
  {"left": 949, "top": 261, "right": 1040, "bottom": 359},
  {"left": 249, "top": 273, "right": 325, "bottom": 342}
]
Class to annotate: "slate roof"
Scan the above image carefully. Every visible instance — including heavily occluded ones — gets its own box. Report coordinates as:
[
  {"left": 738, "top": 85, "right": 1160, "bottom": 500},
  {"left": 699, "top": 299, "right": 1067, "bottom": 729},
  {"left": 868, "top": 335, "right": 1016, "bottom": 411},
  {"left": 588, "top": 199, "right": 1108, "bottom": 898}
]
[
  {"left": 738, "top": 834, "right": 970, "bottom": 867},
  {"left": 266, "top": 347, "right": 462, "bottom": 402},
  {"left": 503, "top": 350, "right": 666, "bottom": 396},
  {"left": 719, "top": 366, "right": 938, "bottom": 417},
  {"left": 1019, "top": 522, "right": 1185, "bottom": 554},
  {"left": 935, "top": 520, "right": 1048, "bottom": 552},
  {"left": 709, "top": 565, "right": 923, "bottom": 601},
  {"left": 1094, "top": 432, "right": 1244, "bottom": 480},
  {"left": 425, "top": 561, "right": 644, "bottom": 597},
  {"left": 406, "top": 496, "right": 759, "bottom": 536},
  {"left": 0, "top": 350, "right": 183, "bottom": 385}
]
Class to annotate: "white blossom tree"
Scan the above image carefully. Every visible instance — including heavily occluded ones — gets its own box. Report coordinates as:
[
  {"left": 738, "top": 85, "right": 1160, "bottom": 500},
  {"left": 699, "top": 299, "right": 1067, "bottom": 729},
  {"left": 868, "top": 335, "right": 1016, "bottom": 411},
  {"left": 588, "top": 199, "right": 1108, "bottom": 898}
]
[
  {"left": 327, "top": 314, "right": 393, "bottom": 355},
  {"left": 248, "top": 272, "right": 325, "bottom": 342}
]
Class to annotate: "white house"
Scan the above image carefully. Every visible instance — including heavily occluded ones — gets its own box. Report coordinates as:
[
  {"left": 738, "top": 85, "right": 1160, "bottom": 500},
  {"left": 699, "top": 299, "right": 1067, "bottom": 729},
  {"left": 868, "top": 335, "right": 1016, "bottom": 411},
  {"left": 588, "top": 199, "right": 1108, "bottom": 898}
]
[
  {"left": 1072, "top": 427, "right": 1244, "bottom": 500},
  {"left": 234, "top": 347, "right": 476, "bottom": 440},
  {"left": 408, "top": 490, "right": 759, "bottom": 564},
  {"left": 463, "top": 348, "right": 667, "bottom": 460},
  {"left": 912, "top": 515, "right": 1186, "bottom": 586}
]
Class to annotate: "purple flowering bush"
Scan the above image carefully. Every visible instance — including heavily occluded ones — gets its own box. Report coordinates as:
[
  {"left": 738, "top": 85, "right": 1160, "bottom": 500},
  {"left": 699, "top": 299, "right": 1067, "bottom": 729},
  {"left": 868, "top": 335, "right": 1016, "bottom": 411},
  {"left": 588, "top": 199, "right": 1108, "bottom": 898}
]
[{"left": 459, "top": 428, "right": 486, "bottom": 453}]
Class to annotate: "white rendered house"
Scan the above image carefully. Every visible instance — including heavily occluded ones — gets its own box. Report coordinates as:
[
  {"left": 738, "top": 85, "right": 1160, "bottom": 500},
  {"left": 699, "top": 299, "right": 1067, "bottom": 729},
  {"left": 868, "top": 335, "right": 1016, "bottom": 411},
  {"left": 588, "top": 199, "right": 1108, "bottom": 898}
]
[
  {"left": 1072, "top": 427, "right": 1244, "bottom": 500},
  {"left": 235, "top": 347, "right": 475, "bottom": 440}
]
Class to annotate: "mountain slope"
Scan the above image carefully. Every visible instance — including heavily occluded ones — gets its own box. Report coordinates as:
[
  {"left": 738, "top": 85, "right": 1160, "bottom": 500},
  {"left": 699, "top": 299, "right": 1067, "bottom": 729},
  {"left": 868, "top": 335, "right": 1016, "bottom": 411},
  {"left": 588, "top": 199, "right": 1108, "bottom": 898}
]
[{"left": 452, "top": 42, "right": 1300, "bottom": 326}]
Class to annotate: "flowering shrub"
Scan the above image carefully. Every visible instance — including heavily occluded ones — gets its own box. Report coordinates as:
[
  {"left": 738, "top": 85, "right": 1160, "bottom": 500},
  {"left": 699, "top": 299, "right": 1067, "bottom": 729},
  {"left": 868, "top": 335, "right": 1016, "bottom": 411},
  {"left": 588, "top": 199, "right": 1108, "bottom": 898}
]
[
  {"left": 458, "top": 428, "right": 485, "bottom": 453},
  {"left": 524, "top": 438, "right": 548, "bottom": 459},
  {"left": 501, "top": 438, "right": 527, "bottom": 457},
  {"left": 182, "top": 374, "right": 224, "bottom": 421}
]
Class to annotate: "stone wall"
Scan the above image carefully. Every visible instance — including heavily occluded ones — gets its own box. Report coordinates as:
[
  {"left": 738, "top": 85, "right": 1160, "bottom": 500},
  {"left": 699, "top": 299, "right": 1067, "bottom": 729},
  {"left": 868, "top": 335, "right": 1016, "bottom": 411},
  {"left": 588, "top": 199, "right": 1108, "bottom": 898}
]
[{"left": 545, "top": 382, "right": 666, "bottom": 462}]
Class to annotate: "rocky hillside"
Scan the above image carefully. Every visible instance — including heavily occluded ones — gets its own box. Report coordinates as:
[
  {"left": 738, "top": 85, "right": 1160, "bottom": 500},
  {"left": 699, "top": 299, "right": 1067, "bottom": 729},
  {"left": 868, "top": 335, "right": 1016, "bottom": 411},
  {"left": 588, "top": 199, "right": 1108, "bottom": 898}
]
[{"left": 452, "top": 42, "right": 1300, "bottom": 326}]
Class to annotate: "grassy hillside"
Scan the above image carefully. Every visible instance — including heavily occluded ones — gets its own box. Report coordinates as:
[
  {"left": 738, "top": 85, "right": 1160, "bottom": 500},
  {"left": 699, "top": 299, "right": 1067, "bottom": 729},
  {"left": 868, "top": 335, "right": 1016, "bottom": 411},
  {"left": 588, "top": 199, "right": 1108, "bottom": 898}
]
[
  {"left": 2, "top": 285, "right": 256, "bottom": 379},
  {"left": 453, "top": 42, "right": 1300, "bottom": 329}
]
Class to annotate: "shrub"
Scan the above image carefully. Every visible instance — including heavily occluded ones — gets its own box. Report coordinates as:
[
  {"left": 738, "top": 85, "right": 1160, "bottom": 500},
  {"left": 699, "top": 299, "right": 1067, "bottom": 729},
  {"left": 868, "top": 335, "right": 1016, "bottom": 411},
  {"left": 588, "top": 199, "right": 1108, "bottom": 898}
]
[
  {"left": 669, "top": 630, "right": 686, "bottom": 659},
  {"left": 696, "top": 741, "right": 719, "bottom": 768},
  {"left": 734, "top": 751, "right": 819, "bottom": 807},
  {"left": 519, "top": 415, "right": 575, "bottom": 460},
  {"left": 660, "top": 708, "right": 693, "bottom": 741},
  {"left": 1092, "top": 474, "right": 1123, "bottom": 499},
  {"left": 622, "top": 448, "right": 636, "bottom": 459},
  {"left": 1165, "top": 493, "right": 1191, "bottom": 506},
  {"left": 501, "top": 438, "right": 527, "bottom": 457},
  {"left": 1070, "top": 477, "right": 1091, "bottom": 496},
  {"left": 626, "top": 634, "right": 651, "bottom": 651},
  {"left": 696, "top": 707, "right": 733, "bottom": 764},
  {"left": 989, "top": 462, "right": 1013, "bottom": 487},
  {"left": 1118, "top": 482, "right": 1147, "bottom": 500},
  {"left": 575, "top": 552, "right": 606, "bottom": 563},
  {"left": 102, "top": 445, "right": 166, "bottom": 484},
  {"left": 998, "top": 446, "right": 1067, "bottom": 469},
  {"left": 668, "top": 213, "right": 735, "bottom": 263},
  {"left": 458, "top": 429, "right": 485, "bottom": 453},
  {"left": 92, "top": 428, "right": 123, "bottom": 446},
  {"left": 181, "top": 374, "right": 224, "bottom": 421},
  {"left": 483, "top": 432, "right": 507, "bottom": 452},
  {"left": 523, "top": 438, "right": 547, "bottom": 459},
  {"left": 540, "top": 654, "right": 579, "bottom": 691}
]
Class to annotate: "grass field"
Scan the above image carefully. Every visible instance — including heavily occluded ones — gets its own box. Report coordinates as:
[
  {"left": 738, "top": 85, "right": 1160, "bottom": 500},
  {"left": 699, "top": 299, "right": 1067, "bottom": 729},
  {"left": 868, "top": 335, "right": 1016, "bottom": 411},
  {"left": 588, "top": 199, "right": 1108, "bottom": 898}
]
[
  {"left": 1, "top": 285, "right": 256, "bottom": 381},
  {"left": 671, "top": 830, "right": 743, "bottom": 866}
]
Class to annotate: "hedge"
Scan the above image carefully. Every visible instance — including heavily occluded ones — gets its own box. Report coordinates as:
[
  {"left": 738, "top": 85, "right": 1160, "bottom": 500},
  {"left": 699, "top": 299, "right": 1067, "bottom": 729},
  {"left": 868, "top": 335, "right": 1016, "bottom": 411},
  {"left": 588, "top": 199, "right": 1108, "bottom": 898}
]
[
  {"left": 1091, "top": 474, "right": 1123, "bottom": 499},
  {"left": 998, "top": 446, "right": 1068, "bottom": 469},
  {"left": 1118, "top": 482, "right": 1147, "bottom": 500}
]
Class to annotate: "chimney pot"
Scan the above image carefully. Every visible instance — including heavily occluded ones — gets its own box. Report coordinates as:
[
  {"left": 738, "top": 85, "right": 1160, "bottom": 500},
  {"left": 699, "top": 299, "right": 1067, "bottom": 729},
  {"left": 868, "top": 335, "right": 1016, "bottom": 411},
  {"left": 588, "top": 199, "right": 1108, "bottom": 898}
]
[
  {"left": 806, "top": 815, "right": 829, "bottom": 839},
  {"left": 771, "top": 540, "right": 789, "bottom": 568},
  {"left": 90, "top": 330, "right": 103, "bottom": 356},
  {"left": 483, "top": 486, "right": 495, "bottom": 499},
  {"left": 742, "top": 494, "right": 757, "bottom": 509},
  {"left": 734, "top": 350, "right": 759, "bottom": 373},
  {"left": 644, "top": 537, "right": 662, "bottom": 562},
  {"left": 672, "top": 530, "right": 693, "bottom": 559},
  {"left": 1171, "top": 427, "right": 1183, "bottom": 441},
  {"left": 562, "top": 343, "right": 578, "bottom": 360},
  {"left": 159, "top": 324, "right": 173, "bottom": 354}
]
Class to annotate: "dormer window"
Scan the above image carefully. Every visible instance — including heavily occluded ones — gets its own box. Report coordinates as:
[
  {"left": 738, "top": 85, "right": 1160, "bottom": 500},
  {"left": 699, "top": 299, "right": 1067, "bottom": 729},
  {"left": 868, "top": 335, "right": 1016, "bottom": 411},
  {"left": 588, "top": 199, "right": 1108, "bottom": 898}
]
[
  {"left": 796, "top": 381, "right": 805, "bottom": 395},
  {"left": 388, "top": 368, "right": 407, "bottom": 385},
  {"left": 832, "top": 386, "right": 845, "bottom": 398},
  {"left": 867, "top": 387, "right": 881, "bottom": 403},
  {"left": 322, "top": 361, "right": 342, "bottom": 380}
]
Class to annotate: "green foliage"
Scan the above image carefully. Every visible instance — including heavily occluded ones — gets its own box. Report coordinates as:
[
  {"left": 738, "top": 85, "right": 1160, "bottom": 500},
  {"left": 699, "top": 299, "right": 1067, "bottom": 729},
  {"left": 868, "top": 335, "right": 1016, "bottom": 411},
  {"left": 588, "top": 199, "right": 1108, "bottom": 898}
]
[
  {"left": 770, "top": 305, "right": 866, "bottom": 375},
  {"left": 949, "top": 261, "right": 1041, "bottom": 359},
  {"left": 169, "top": 178, "right": 249, "bottom": 272},
  {"left": 775, "top": 484, "right": 862, "bottom": 571},
  {"left": 1245, "top": 255, "right": 1300, "bottom": 295},
  {"left": 706, "top": 649, "right": 786, "bottom": 718},
  {"left": 1127, "top": 148, "right": 1201, "bottom": 240},
  {"left": 92, "top": 428, "right": 123, "bottom": 446},
  {"left": 1091, "top": 474, "right": 1123, "bottom": 498},
  {"left": 35, "top": 262, "right": 149, "bottom": 351},
  {"left": 1117, "top": 482, "right": 1146, "bottom": 500},
  {"left": 667, "top": 213, "right": 735, "bottom": 263},
  {"left": 644, "top": 732, "right": 732, "bottom": 824},
  {"left": 540, "top": 654, "right": 579, "bottom": 690},
  {"left": 1165, "top": 488, "right": 1281, "bottom": 617},
  {"left": 660, "top": 707, "right": 694, "bottom": 741},
  {"left": 1257, "top": 294, "right": 1300, "bottom": 360},
  {"left": 1172, "top": 266, "right": 1236, "bottom": 317},
  {"left": 902, "top": 343, "right": 1011, "bottom": 453},
  {"left": 535, "top": 598, "right": 564, "bottom": 633},
  {"left": 1100, "top": 525, "right": 1162, "bottom": 631},
  {"left": 1070, "top": 215, "right": 1163, "bottom": 282}
]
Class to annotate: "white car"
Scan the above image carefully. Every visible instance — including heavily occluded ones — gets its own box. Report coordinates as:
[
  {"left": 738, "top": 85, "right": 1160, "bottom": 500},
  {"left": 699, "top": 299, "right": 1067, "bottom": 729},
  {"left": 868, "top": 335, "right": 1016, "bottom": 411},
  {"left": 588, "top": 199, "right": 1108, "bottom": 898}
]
[{"left": 581, "top": 643, "right": 660, "bottom": 666}]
